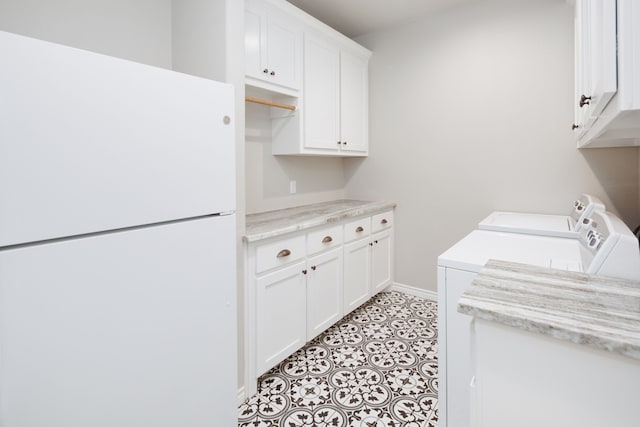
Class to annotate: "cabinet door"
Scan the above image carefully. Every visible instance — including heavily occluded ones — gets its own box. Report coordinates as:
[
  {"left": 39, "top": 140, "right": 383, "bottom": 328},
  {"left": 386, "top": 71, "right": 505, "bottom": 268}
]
[
  {"left": 245, "top": 5, "right": 267, "bottom": 82},
  {"left": 343, "top": 238, "right": 371, "bottom": 314},
  {"left": 256, "top": 261, "right": 307, "bottom": 375},
  {"left": 244, "top": 1, "right": 301, "bottom": 92},
  {"left": 340, "top": 50, "right": 369, "bottom": 153},
  {"left": 307, "top": 247, "right": 343, "bottom": 340},
  {"left": 303, "top": 34, "right": 340, "bottom": 151},
  {"left": 371, "top": 229, "right": 392, "bottom": 294},
  {"left": 266, "top": 11, "right": 301, "bottom": 90},
  {"left": 575, "top": 0, "right": 617, "bottom": 129}
]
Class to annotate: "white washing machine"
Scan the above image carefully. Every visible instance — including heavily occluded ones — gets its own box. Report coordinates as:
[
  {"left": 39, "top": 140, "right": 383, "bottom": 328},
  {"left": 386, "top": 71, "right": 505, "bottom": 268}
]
[
  {"left": 437, "top": 209, "right": 640, "bottom": 427},
  {"left": 478, "top": 193, "right": 605, "bottom": 238}
]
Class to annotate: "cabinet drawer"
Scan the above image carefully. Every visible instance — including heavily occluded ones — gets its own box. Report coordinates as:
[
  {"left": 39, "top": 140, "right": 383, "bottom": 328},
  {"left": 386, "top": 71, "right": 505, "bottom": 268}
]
[
  {"left": 343, "top": 217, "right": 371, "bottom": 242},
  {"left": 372, "top": 211, "right": 393, "bottom": 233},
  {"left": 307, "top": 225, "right": 343, "bottom": 255},
  {"left": 255, "top": 235, "right": 306, "bottom": 274}
]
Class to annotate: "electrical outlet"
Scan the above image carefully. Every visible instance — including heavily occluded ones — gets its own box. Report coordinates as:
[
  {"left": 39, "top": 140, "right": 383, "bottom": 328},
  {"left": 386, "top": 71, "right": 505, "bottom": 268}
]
[{"left": 289, "top": 180, "right": 296, "bottom": 194}]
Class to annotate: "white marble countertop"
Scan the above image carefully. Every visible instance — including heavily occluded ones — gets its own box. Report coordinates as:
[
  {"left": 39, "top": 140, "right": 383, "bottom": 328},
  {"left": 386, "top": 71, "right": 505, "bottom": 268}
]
[
  {"left": 458, "top": 259, "right": 640, "bottom": 360},
  {"left": 244, "top": 199, "right": 396, "bottom": 242}
]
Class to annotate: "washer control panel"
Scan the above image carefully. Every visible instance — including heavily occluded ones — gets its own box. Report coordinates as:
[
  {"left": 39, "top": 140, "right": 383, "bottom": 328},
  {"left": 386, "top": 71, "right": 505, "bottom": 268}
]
[
  {"left": 579, "top": 210, "right": 640, "bottom": 281},
  {"left": 571, "top": 193, "right": 606, "bottom": 230}
]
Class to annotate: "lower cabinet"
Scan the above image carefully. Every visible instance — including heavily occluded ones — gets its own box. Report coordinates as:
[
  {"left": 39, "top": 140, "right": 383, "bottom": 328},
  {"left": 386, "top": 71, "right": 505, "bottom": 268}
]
[
  {"left": 245, "top": 209, "right": 394, "bottom": 396},
  {"left": 343, "top": 237, "right": 371, "bottom": 314},
  {"left": 371, "top": 228, "right": 392, "bottom": 293},
  {"left": 306, "top": 247, "right": 343, "bottom": 339},
  {"left": 343, "top": 213, "right": 394, "bottom": 315},
  {"left": 256, "top": 261, "right": 306, "bottom": 375}
]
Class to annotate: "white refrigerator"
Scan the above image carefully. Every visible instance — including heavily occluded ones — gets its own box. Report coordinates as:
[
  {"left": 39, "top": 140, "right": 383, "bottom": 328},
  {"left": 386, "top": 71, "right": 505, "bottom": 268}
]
[{"left": 0, "top": 31, "right": 238, "bottom": 426}]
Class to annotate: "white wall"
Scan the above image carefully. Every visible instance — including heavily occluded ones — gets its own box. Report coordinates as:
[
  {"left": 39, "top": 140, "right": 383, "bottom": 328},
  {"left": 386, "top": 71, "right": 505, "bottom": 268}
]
[
  {"left": 346, "top": 0, "right": 640, "bottom": 292},
  {"left": 0, "top": 0, "right": 172, "bottom": 68},
  {"left": 245, "top": 103, "right": 347, "bottom": 213}
]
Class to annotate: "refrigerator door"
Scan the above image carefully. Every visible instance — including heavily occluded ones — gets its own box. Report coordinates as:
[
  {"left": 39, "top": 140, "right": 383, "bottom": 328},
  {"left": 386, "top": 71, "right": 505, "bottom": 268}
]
[
  {"left": 0, "top": 31, "right": 235, "bottom": 247},
  {"left": 0, "top": 216, "right": 237, "bottom": 427}
]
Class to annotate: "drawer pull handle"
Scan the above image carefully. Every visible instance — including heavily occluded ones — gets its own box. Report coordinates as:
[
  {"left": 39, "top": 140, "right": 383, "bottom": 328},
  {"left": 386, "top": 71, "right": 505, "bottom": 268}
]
[
  {"left": 311, "top": 265, "right": 317, "bottom": 271},
  {"left": 356, "top": 226, "right": 364, "bottom": 232},
  {"left": 380, "top": 219, "right": 388, "bottom": 225},
  {"left": 322, "top": 236, "right": 333, "bottom": 243},
  {"left": 276, "top": 249, "right": 291, "bottom": 258}
]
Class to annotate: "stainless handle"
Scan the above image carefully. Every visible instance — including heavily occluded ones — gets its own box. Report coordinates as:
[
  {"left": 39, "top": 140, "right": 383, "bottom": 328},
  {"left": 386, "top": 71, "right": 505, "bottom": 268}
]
[
  {"left": 380, "top": 219, "right": 388, "bottom": 225},
  {"left": 356, "top": 226, "right": 364, "bottom": 232},
  {"left": 322, "top": 236, "right": 333, "bottom": 243},
  {"left": 311, "top": 266, "right": 317, "bottom": 271},
  {"left": 276, "top": 249, "right": 291, "bottom": 258}
]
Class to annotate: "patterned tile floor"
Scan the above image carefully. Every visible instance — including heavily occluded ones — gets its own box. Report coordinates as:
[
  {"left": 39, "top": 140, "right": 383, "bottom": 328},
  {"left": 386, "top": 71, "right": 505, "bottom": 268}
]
[{"left": 238, "top": 291, "right": 438, "bottom": 426}]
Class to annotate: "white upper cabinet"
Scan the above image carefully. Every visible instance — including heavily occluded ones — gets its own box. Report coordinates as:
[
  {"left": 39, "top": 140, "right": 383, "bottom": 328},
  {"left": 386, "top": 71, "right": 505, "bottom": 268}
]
[
  {"left": 339, "top": 50, "right": 369, "bottom": 154},
  {"left": 573, "top": 0, "right": 617, "bottom": 135},
  {"left": 574, "top": 0, "right": 640, "bottom": 147},
  {"left": 303, "top": 33, "right": 341, "bottom": 151},
  {"left": 574, "top": 0, "right": 617, "bottom": 132},
  {"left": 245, "top": 0, "right": 302, "bottom": 95},
  {"left": 301, "top": 33, "right": 370, "bottom": 155},
  {"left": 272, "top": 31, "right": 371, "bottom": 156},
  {"left": 244, "top": 0, "right": 371, "bottom": 157}
]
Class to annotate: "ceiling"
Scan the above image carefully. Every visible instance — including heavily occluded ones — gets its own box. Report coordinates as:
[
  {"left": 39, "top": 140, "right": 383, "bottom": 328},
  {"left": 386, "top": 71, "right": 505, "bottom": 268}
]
[{"left": 285, "top": 0, "right": 476, "bottom": 38}]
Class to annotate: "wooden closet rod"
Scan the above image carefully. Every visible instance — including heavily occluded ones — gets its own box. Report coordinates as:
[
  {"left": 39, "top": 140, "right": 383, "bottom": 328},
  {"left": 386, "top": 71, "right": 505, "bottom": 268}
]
[{"left": 245, "top": 96, "right": 296, "bottom": 111}]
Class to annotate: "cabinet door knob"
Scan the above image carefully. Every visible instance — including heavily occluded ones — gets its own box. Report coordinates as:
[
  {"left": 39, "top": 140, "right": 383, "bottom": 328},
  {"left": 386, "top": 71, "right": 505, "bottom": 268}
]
[
  {"left": 263, "top": 68, "right": 269, "bottom": 74},
  {"left": 374, "top": 240, "right": 378, "bottom": 244},
  {"left": 356, "top": 226, "right": 364, "bottom": 232},
  {"left": 322, "top": 236, "right": 333, "bottom": 243},
  {"left": 343, "top": 141, "right": 347, "bottom": 145},
  {"left": 571, "top": 124, "right": 580, "bottom": 130},
  {"left": 579, "top": 94, "right": 591, "bottom": 107},
  {"left": 380, "top": 219, "right": 388, "bottom": 225},
  {"left": 369, "top": 242, "right": 373, "bottom": 246},
  {"left": 311, "top": 265, "right": 317, "bottom": 271},
  {"left": 337, "top": 141, "right": 342, "bottom": 145},
  {"left": 276, "top": 249, "right": 291, "bottom": 258},
  {"left": 270, "top": 70, "right": 276, "bottom": 76},
  {"left": 302, "top": 269, "right": 307, "bottom": 275}
]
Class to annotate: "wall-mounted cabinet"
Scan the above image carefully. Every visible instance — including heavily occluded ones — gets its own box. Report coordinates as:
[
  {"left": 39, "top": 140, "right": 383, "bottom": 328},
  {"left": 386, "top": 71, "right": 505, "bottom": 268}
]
[
  {"left": 298, "top": 33, "right": 369, "bottom": 155},
  {"left": 270, "top": 32, "right": 371, "bottom": 157},
  {"left": 245, "top": 0, "right": 302, "bottom": 95},
  {"left": 244, "top": 0, "right": 371, "bottom": 157},
  {"left": 574, "top": 0, "right": 640, "bottom": 147}
]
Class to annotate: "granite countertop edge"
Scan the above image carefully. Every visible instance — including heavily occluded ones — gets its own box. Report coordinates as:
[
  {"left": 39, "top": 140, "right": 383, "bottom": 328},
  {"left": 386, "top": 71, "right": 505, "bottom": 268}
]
[
  {"left": 244, "top": 199, "right": 397, "bottom": 243},
  {"left": 458, "top": 259, "right": 640, "bottom": 361}
]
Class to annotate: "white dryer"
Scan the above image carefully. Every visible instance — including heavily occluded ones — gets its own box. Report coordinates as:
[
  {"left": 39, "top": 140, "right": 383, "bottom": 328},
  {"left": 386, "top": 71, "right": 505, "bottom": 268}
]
[
  {"left": 437, "top": 209, "right": 640, "bottom": 427},
  {"left": 478, "top": 193, "right": 605, "bottom": 238}
]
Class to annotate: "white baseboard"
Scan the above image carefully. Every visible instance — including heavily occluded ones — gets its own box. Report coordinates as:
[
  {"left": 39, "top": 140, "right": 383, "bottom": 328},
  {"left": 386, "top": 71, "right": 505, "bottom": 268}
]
[
  {"left": 386, "top": 282, "right": 437, "bottom": 301},
  {"left": 238, "top": 386, "right": 246, "bottom": 406}
]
